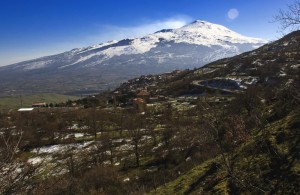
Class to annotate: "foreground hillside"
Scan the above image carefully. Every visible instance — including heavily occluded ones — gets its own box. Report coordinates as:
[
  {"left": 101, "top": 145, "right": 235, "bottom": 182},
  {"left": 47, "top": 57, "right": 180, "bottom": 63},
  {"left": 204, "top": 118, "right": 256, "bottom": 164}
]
[
  {"left": 152, "top": 103, "right": 300, "bottom": 194},
  {"left": 0, "top": 31, "right": 299, "bottom": 194}
]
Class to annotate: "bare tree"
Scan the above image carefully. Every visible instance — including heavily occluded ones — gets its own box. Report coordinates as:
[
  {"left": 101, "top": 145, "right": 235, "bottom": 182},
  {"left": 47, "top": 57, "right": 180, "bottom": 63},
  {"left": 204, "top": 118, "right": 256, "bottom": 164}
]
[
  {"left": 125, "top": 113, "right": 145, "bottom": 167},
  {"left": 273, "top": 0, "right": 300, "bottom": 32},
  {"left": 0, "top": 115, "right": 43, "bottom": 194}
]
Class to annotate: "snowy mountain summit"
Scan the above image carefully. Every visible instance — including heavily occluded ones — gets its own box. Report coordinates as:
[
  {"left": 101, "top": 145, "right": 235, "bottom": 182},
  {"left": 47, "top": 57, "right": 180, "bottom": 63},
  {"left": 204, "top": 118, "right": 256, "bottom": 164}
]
[
  {"left": 58, "top": 20, "right": 266, "bottom": 68},
  {"left": 0, "top": 20, "right": 267, "bottom": 96},
  {"left": 155, "top": 20, "right": 265, "bottom": 45}
]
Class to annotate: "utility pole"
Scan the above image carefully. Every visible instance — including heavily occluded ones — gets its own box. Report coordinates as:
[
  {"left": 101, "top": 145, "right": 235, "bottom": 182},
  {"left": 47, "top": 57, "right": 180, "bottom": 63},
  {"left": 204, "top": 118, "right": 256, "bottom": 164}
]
[{"left": 19, "top": 94, "right": 23, "bottom": 107}]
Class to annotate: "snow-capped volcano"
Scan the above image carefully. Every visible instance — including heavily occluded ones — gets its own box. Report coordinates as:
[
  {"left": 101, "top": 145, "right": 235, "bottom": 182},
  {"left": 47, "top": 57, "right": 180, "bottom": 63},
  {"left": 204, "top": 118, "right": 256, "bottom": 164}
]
[
  {"left": 0, "top": 20, "right": 267, "bottom": 96},
  {"left": 58, "top": 20, "right": 266, "bottom": 68}
]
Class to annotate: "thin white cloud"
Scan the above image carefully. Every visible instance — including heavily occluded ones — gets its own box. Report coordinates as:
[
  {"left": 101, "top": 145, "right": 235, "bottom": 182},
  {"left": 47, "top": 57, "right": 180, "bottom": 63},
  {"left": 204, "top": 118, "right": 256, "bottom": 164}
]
[
  {"left": 227, "top": 9, "right": 239, "bottom": 20},
  {"left": 87, "top": 15, "right": 193, "bottom": 44}
]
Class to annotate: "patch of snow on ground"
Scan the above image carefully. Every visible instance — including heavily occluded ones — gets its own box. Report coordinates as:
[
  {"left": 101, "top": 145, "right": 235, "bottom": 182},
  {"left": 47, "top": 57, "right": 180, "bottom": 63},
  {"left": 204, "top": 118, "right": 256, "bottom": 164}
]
[
  {"left": 31, "top": 141, "right": 94, "bottom": 154},
  {"left": 116, "top": 143, "right": 133, "bottom": 151},
  {"left": 28, "top": 156, "right": 52, "bottom": 165},
  {"left": 291, "top": 64, "right": 300, "bottom": 69},
  {"left": 76, "top": 40, "right": 118, "bottom": 55},
  {"left": 123, "top": 177, "right": 130, "bottom": 182},
  {"left": 23, "top": 60, "right": 53, "bottom": 70},
  {"left": 101, "top": 37, "right": 158, "bottom": 58},
  {"left": 74, "top": 133, "right": 85, "bottom": 138}
]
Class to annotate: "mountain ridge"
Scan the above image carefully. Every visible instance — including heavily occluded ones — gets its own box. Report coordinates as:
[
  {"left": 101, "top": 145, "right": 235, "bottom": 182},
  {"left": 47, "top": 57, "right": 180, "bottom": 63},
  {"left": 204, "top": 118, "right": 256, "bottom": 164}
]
[{"left": 0, "top": 20, "right": 267, "bottom": 96}]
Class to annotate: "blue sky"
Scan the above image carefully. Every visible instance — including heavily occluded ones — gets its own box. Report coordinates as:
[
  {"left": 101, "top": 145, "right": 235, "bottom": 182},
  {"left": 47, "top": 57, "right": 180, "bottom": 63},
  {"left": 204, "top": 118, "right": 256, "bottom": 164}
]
[{"left": 0, "top": 0, "right": 295, "bottom": 66}]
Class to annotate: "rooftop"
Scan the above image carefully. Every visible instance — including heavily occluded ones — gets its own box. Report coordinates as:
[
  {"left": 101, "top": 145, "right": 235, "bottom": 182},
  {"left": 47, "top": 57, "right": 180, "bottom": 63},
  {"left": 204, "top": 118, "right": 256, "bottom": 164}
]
[{"left": 18, "top": 108, "right": 34, "bottom": 112}]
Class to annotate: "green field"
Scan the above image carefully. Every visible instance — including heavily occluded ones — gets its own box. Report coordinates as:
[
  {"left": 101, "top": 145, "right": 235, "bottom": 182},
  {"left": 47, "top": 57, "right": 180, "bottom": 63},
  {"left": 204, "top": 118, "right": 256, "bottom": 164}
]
[{"left": 0, "top": 93, "right": 79, "bottom": 110}]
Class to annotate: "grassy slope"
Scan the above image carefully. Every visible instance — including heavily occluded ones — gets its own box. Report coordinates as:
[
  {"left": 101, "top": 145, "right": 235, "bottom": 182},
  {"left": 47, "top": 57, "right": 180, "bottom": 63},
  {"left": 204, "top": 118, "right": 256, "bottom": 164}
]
[
  {"left": 151, "top": 109, "right": 300, "bottom": 194},
  {"left": 0, "top": 93, "right": 79, "bottom": 110}
]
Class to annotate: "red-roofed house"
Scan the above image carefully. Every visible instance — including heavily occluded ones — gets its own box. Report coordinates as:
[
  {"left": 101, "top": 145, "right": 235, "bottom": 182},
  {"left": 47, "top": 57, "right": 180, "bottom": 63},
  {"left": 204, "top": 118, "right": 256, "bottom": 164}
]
[{"left": 136, "top": 90, "right": 150, "bottom": 103}]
